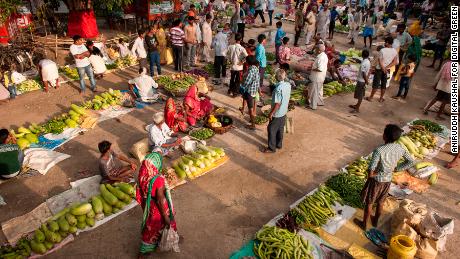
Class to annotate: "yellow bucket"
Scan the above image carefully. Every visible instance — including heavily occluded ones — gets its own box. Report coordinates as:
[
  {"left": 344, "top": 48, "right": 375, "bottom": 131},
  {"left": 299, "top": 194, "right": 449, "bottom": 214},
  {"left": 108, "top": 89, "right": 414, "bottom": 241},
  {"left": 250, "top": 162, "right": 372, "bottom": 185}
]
[{"left": 387, "top": 235, "right": 417, "bottom": 259}]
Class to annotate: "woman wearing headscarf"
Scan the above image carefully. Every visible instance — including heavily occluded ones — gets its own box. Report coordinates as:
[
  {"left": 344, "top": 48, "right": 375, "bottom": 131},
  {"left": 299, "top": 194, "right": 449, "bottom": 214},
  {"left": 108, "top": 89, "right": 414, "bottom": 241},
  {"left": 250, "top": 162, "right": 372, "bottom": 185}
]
[
  {"left": 183, "top": 85, "right": 213, "bottom": 126},
  {"left": 164, "top": 98, "right": 188, "bottom": 132},
  {"left": 154, "top": 22, "right": 168, "bottom": 65},
  {"left": 136, "top": 152, "right": 177, "bottom": 255}
]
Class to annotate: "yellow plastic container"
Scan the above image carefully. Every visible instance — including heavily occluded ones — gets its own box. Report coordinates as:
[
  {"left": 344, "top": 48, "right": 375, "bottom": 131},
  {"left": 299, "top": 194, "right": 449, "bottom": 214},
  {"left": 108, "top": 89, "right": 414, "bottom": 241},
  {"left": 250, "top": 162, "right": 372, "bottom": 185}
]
[{"left": 387, "top": 235, "right": 417, "bottom": 259}]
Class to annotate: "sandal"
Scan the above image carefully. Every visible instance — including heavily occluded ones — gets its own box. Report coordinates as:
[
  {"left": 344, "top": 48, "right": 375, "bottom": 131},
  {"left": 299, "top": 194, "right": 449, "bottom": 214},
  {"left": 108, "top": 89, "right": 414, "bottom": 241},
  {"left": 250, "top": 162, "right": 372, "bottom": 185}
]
[{"left": 262, "top": 147, "right": 276, "bottom": 153}]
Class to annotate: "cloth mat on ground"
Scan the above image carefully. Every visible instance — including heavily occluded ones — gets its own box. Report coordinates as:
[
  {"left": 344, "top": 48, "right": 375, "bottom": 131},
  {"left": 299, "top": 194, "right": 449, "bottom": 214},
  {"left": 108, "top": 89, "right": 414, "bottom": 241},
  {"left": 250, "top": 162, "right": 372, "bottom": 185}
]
[
  {"left": 97, "top": 106, "right": 134, "bottom": 122},
  {"left": 22, "top": 148, "right": 71, "bottom": 175},
  {"left": 33, "top": 128, "right": 86, "bottom": 150}
]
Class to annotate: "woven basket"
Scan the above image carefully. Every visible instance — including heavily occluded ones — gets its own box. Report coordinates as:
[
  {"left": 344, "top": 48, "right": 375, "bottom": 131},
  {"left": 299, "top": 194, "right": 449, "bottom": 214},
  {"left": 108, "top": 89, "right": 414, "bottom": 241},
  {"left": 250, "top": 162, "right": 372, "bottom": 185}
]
[
  {"left": 206, "top": 115, "right": 233, "bottom": 134},
  {"left": 164, "top": 86, "right": 189, "bottom": 97}
]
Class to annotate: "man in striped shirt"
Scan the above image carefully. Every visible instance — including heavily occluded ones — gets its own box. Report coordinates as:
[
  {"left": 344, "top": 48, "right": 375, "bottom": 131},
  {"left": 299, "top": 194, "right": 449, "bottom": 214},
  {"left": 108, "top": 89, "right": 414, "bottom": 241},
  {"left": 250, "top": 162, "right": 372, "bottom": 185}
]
[
  {"left": 355, "top": 124, "right": 414, "bottom": 230},
  {"left": 169, "top": 19, "right": 186, "bottom": 72}
]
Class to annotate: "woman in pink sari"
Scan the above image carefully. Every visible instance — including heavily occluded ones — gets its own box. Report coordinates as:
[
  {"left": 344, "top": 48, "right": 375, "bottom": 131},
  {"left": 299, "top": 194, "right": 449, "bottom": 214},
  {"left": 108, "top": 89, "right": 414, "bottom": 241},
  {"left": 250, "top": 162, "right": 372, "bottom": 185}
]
[
  {"left": 136, "top": 152, "right": 177, "bottom": 255},
  {"left": 164, "top": 98, "right": 188, "bottom": 132},
  {"left": 183, "top": 85, "right": 213, "bottom": 126}
]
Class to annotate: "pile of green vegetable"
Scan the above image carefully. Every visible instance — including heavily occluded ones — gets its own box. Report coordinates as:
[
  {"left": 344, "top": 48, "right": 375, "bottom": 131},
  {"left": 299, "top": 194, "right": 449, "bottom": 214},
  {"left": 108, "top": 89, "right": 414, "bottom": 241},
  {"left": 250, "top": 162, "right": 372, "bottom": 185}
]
[
  {"left": 335, "top": 24, "right": 350, "bottom": 32},
  {"left": 290, "top": 185, "right": 343, "bottom": 227},
  {"left": 326, "top": 173, "right": 365, "bottom": 208},
  {"left": 17, "top": 79, "right": 42, "bottom": 93},
  {"left": 422, "top": 49, "right": 434, "bottom": 57},
  {"left": 82, "top": 89, "right": 123, "bottom": 110},
  {"left": 254, "top": 115, "right": 268, "bottom": 125},
  {"left": 254, "top": 226, "right": 313, "bottom": 259},
  {"left": 203, "top": 63, "right": 215, "bottom": 76},
  {"left": 323, "top": 81, "right": 355, "bottom": 97},
  {"left": 341, "top": 48, "right": 362, "bottom": 58},
  {"left": 346, "top": 157, "right": 370, "bottom": 179},
  {"left": 60, "top": 66, "right": 79, "bottom": 80},
  {"left": 1, "top": 182, "right": 135, "bottom": 256},
  {"left": 113, "top": 55, "right": 137, "bottom": 69},
  {"left": 190, "top": 128, "right": 214, "bottom": 140},
  {"left": 155, "top": 73, "right": 197, "bottom": 93},
  {"left": 266, "top": 52, "right": 276, "bottom": 62},
  {"left": 172, "top": 145, "right": 225, "bottom": 179},
  {"left": 412, "top": 119, "right": 443, "bottom": 133},
  {"left": 406, "top": 128, "right": 437, "bottom": 149}
]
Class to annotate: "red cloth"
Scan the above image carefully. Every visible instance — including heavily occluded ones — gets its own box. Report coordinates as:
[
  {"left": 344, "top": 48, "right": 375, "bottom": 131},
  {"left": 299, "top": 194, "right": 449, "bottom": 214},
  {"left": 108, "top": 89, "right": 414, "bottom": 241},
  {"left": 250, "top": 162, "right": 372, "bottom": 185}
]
[
  {"left": 164, "top": 98, "right": 187, "bottom": 133},
  {"left": 67, "top": 10, "right": 99, "bottom": 38},
  {"left": 183, "top": 85, "right": 213, "bottom": 126},
  {"left": 135, "top": 161, "right": 177, "bottom": 245}
]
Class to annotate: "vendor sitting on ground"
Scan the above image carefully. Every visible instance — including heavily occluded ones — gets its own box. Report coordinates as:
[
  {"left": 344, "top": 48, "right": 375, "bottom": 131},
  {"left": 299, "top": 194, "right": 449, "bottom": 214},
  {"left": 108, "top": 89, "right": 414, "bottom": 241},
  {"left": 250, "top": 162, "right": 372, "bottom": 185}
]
[
  {"left": 324, "top": 41, "right": 345, "bottom": 84},
  {"left": 355, "top": 124, "right": 415, "bottom": 230},
  {"left": 148, "top": 112, "right": 182, "bottom": 155},
  {"left": 34, "top": 54, "right": 60, "bottom": 92},
  {"left": 0, "top": 129, "right": 24, "bottom": 179},
  {"left": 98, "top": 140, "right": 137, "bottom": 183},
  {"left": 183, "top": 85, "right": 213, "bottom": 126},
  {"left": 128, "top": 67, "right": 160, "bottom": 103},
  {"left": 164, "top": 98, "right": 188, "bottom": 133}
]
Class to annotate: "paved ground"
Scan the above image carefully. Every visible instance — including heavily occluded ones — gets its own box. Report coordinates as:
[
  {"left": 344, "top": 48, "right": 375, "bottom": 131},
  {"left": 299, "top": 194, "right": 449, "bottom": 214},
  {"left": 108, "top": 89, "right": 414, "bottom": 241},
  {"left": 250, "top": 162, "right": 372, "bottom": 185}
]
[{"left": 0, "top": 14, "right": 459, "bottom": 259}]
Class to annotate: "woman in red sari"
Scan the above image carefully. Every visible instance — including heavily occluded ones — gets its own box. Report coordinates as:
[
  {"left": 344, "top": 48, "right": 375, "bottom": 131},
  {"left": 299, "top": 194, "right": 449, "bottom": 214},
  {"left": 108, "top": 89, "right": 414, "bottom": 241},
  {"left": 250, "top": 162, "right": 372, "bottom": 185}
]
[
  {"left": 183, "top": 85, "right": 213, "bottom": 126},
  {"left": 136, "top": 152, "right": 177, "bottom": 255},
  {"left": 164, "top": 98, "right": 188, "bottom": 132}
]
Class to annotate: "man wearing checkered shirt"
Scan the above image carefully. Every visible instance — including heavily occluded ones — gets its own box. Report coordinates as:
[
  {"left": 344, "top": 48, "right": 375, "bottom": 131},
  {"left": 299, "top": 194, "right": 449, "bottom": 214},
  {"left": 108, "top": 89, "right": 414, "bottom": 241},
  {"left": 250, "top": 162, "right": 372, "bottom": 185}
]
[{"left": 355, "top": 124, "right": 415, "bottom": 230}]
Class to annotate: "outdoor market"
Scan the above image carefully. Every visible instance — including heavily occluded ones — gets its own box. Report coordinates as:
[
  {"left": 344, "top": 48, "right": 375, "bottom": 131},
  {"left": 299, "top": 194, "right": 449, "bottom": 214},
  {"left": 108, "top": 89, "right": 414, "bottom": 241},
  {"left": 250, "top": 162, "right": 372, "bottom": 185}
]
[{"left": 0, "top": 0, "right": 458, "bottom": 258}]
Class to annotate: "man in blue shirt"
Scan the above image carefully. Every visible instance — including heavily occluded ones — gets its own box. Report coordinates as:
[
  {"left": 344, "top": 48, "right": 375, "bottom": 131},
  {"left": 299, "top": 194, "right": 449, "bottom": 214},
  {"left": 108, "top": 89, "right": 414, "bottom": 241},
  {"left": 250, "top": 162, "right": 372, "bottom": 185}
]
[
  {"left": 255, "top": 34, "right": 267, "bottom": 91},
  {"left": 328, "top": 6, "right": 339, "bottom": 40},
  {"left": 275, "top": 21, "right": 286, "bottom": 65},
  {"left": 263, "top": 69, "right": 291, "bottom": 153}
]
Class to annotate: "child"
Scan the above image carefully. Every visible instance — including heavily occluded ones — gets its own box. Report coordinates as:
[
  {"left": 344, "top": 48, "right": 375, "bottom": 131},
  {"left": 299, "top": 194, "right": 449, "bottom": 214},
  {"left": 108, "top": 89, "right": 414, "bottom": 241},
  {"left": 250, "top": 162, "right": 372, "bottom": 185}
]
[
  {"left": 278, "top": 37, "right": 291, "bottom": 65},
  {"left": 239, "top": 56, "right": 260, "bottom": 130},
  {"left": 349, "top": 49, "right": 370, "bottom": 113},
  {"left": 274, "top": 21, "right": 286, "bottom": 64},
  {"left": 243, "top": 39, "right": 256, "bottom": 75},
  {"left": 98, "top": 140, "right": 137, "bottom": 183},
  {"left": 393, "top": 55, "right": 416, "bottom": 99},
  {"left": 117, "top": 38, "right": 131, "bottom": 58},
  {"left": 255, "top": 34, "right": 267, "bottom": 89},
  {"left": 223, "top": 23, "right": 232, "bottom": 39},
  {"left": 363, "top": 9, "right": 375, "bottom": 48},
  {"left": 89, "top": 48, "right": 107, "bottom": 79},
  {"left": 354, "top": 124, "right": 414, "bottom": 230}
]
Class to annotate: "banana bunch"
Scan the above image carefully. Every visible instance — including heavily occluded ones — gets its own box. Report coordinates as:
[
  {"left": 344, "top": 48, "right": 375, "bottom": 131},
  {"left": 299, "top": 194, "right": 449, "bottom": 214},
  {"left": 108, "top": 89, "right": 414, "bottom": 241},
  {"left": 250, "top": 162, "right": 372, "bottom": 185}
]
[
  {"left": 407, "top": 129, "right": 437, "bottom": 149},
  {"left": 290, "top": 185, "right": 343, "bottom": 227},
  {"left": 346, "top": 157, "right": 370, "bottom": 179},
  {"left": 290, "top": 86, "right": 306, "bottom": 102}
]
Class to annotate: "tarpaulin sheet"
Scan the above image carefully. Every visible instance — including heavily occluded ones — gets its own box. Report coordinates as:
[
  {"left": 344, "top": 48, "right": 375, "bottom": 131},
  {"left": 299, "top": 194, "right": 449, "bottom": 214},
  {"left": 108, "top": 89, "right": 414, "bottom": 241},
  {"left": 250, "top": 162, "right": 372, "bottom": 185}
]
[
  {"left": 22, "top": 148, "right": 71, "bottom": 175},
  {"left": 67, "top": 10, "right": 99, "bottom": 38}
]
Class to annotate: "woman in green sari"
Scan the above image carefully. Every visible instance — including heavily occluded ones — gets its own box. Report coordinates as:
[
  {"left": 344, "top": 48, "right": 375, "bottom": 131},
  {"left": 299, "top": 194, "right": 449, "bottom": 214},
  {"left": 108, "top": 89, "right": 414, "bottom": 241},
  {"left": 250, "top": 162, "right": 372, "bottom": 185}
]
[{"left": 136, "top": 152, "right": 177, "bottom": 255}]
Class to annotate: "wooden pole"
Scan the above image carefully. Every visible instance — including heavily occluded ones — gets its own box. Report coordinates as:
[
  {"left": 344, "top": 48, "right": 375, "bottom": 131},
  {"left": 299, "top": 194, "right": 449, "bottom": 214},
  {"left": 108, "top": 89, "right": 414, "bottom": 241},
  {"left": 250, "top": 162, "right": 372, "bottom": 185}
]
[{"left": 55, "top": 34, "right": 58, "bottom": 61}]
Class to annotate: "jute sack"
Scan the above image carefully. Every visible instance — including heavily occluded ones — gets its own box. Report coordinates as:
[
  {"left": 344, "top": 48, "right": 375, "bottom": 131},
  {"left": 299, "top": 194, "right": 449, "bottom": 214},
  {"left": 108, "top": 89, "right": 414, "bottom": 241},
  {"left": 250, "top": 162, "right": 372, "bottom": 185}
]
[
  {"left": 391, "top": 199, "right": 428, "bottom": 232},
  {"left": 394, "top": 221, "right": 418, "bottom": 240},
  {"left": 130, "top": 138, "right": 149, "bottom": 162},
  {"left": 415, "top": 236, "right": 438, "bottom": 259}
]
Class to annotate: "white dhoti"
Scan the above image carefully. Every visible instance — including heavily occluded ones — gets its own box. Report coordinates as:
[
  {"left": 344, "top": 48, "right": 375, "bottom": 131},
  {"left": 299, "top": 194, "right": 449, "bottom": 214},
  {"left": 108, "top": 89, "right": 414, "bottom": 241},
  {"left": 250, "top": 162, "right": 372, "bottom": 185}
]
[
  {"left": 202, "top": 44, "right": 212, "bottom": 63},
  {"left": 305, "top": 30, "right": 314, "bottom": 45},
  {"left": 309, "top": 81, "right": 324, "bottom": 110},
  {"left": 40, "top": 63, "right": 59, "bottom": 82}
]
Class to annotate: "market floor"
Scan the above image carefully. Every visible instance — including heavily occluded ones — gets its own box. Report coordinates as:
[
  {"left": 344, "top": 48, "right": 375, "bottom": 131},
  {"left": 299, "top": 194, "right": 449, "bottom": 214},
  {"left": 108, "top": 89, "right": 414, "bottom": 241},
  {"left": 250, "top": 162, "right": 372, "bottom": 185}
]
[{"left": 1, "top": 22, "right": 459, "bottom": 259}]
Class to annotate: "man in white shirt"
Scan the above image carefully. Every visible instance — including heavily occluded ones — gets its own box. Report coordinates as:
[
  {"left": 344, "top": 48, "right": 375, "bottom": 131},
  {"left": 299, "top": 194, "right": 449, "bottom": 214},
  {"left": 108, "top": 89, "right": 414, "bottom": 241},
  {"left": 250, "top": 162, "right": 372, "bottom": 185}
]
[
  {"left": 308, "top": 44, "right": 328, "bottom": 110},
  {"left": 316, "top": 5, "right": 331, "bottom": 40},
  {"left": 128, "top": 68, "right": 159, "bottom": 103},
  {"left": 201, "top": 14, "right": 213, "bottom": 63},
  {"left": 131, "top": 29, "right": 148, "bottom": 72},
  {"left": 212, "top": 27, "right": 229, "bottom": 85},
  {"left": 69, "top": 35, "right": 97, "bottom": 94},
  {"left": 350, "top": 49, "right": 370, "bottom": 113},
  {"left": 254, "top": 0, "right": 266, "bottom": 24},
  {"left": 148, "top": 112, "right": 181, "bottom": 155},
  {"left": 347, "top": 9, "right": 358, "bottom": 45},
  {"left": 366, "top": 36, "right": 399, "bottom": 102},
  {"left": 227, "top": 33, "right": 248, "bottom": 96}
]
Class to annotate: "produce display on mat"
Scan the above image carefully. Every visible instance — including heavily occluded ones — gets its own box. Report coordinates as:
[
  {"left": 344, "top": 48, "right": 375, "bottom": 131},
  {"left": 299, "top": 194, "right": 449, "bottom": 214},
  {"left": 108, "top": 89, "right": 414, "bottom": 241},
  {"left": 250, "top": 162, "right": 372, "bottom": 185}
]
[
  {"left": 422, "top": 49, "right": 434, "bottom": 57},
  {"left": 9, "top": 89, "right": 123, "bottom": 150},
  {"left": 290, "top": 185, "right": 343, "bottom": 227},
  {"left": 406, "top": 128, "right": 437, "bottom": 150},
  {"left": 346, "top": 157, "right": 370, "bottom": 179},
  {"left": 325, "top": 173, "right": 365, "bottom": 209},
  {"left": 266, "top": 52, "right": 276, "bottom": 62},
  {"left": 290, "top": 86, "right": 306, "bottom": 102},
  {"left": 411, "top": 119, "right": 443, "bottom": 133},
  {"left": 276, "top": 212, "right": 301, "bottom": 233},
  {"left": 290, "top": 46, "right": 307, "bottom": 57},
  {"left": 1, "top": 183, "right": 135, "bottom": 256},
  {"left": 203, "top": 63, "right": 215, "bottom": 76},
  {"left": 254, "top": 115, "right": 268, "bottom": 125},
  {"left": 397, "top": 135, "right": 427, "bottom": 159},
  {"left": 172, "top": 145, "right": 226, "bottom": 179},
  {"left": 155, "top": 73, "right": 197, "bottom": 93},
  {"left": 335, "top": 24, "right": 350, "bottom": 32},
  {"left": 189, "top": 128, "right": 214, "bottom": 140},
  {"left": 17, "top": 79, "right": 42, "bottom": 93},
  {"left": 341, "top": 48, "right": 362, "bottom": 58},
  {"left": 113, "top": 55, "right": 137, "bottom": 69},
  {"left": 254, "top": 226, "right": 313, "bottom": 259},
  {"left": 60, "top": 66, "right": 79, "bottom": 80},
  {"left": 184, "top": 68, "right": 210, "bottom": 79},
  {"left": 323, "top": 81, "right": 355, "bottom": 97}
]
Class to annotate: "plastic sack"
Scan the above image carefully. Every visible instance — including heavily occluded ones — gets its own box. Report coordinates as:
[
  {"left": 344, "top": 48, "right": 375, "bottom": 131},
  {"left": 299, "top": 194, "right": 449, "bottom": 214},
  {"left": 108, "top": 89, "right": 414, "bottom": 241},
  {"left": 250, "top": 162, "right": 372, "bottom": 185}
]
[
  {"left": 394, "top": 221, "right": 418, "bottom": 240},
  {"left": 391, "top": 199, "right": 428, "bottom": 232},
  {"left": 159, "top": 227, "right": 180, "bottom": 252},
  {"left": 415, "top": 236, "right": 438, "bottom": 259},
  {"left": 165, "top": 48, "right": 174, "bottom": 65},
  {"left": 418, "top": 212, "right": 454, "bottom": 240}
]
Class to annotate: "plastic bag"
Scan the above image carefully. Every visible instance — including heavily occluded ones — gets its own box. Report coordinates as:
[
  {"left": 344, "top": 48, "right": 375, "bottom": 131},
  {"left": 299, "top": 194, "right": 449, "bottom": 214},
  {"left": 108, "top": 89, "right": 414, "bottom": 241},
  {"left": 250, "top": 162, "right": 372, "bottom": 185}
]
[
  {"left": 159, "top": 227, "right": 180, "bottom": 252},
  {"left": 165, "top": 48, "right": 174, "bottom": 65},
  {"left": 418, "top": 211, "right": 454, "bottom": 240}
]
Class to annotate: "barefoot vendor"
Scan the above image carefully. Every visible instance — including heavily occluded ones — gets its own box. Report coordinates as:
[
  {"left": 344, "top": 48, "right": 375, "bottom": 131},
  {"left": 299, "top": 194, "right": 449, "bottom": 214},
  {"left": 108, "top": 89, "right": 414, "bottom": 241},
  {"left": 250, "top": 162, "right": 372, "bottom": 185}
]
[
  {"left": 148, "top": 112, "right": 182, "bottom": 155},
  {"left": 355, "top": 124, "right": 415, "bottom": 230},
  {"left": 183, "top": 85, "right": 213, "bottom": 127},
  {"left": 98, "top": 140, "right": 137, "bottom": 183},
  {"left": 128, "top": 68, "right": 160, "bottom": 103},
  {"left": 0, "top": 129, "right": 24, "bottom": 178}
]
